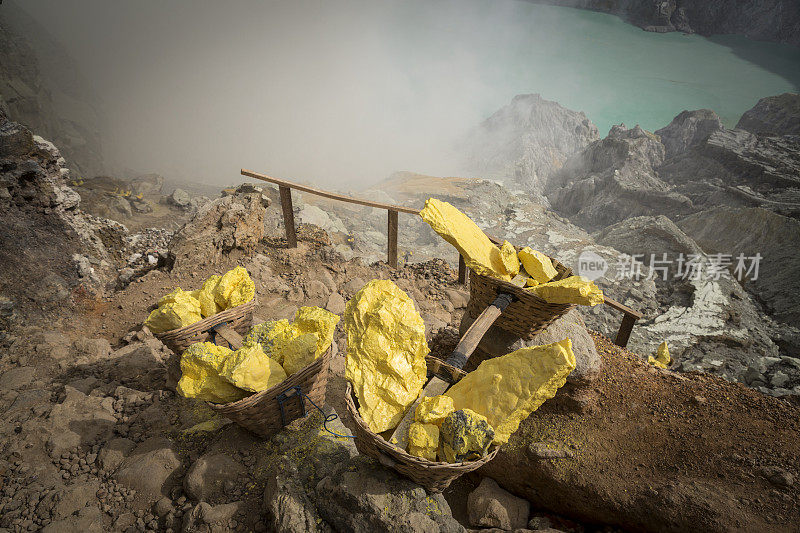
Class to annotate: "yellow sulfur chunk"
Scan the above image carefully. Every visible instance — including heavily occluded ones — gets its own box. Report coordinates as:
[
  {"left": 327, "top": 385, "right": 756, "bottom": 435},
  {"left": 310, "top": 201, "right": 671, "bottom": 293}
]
[
  {"left": 419, "top": 198, "right": 513, "bottom": 281},
  {"left": 439, "top": 409, "right": 494, "bottom": 463},
  {"left": 197, "top": 275, "right": 223, "bottom": 317},
  {"left": 518, "top": 247, "right": 558, "bottom": 284},
  {"left": 531, "top": 276, "right": 604, "bottom": 306},
  {"left": 408, "top": 422, "right": 439, "bottom": 462},
  {"left": 344, "top": 279, "right": 429, "bottom": 433},
  {"left": 415, "top": 395, "right": 455, "bottom": 426},
  {"left": 281, "top": 333, "right": 320, "bottom": 376},
  {"left": 648, "top": 341, "right": 671, "bottom": 369},
  {"left": 525, "top": 278, "right": 540, "bottom": 288},
  {"left": 176, "top": 342, "right": 249, "bottom": 403},
  {"left": 158, "top": 287, "right": 199, "bottom": 308},
  {"left": 445, "top": 339, "right": 576, "bottom": 444},
  {"left": 499, "top": 241, "right": 520, "bottom": 278},
  {"left": 144, "top": 300, "right": 203, "bottom": 334},
  {"left": 219, "top": 343, "right": 287, "bottom": 393},
  {"left": 293, "top": 306, "right": 340, "bottom": 355},
  {"left": 213, "top": 266, "right": 255, "bottom": 310},
  {"left": 243, "top": 320, "right": 295, "bottom": 365}
]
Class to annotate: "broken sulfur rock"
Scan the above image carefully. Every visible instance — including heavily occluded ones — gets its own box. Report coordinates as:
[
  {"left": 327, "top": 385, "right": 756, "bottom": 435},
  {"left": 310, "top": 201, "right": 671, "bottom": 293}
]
[
  {"left": 197, "top": 275, "right": 223, "bottom": 317},
  {"left": 176, "top": 342, "right": 249, "bottom": 403},
  {"left": 243, "top": 319, "right": 295, "bottom": 365},
  {"left": 499, "top": 241, "right": 520, "bottom": 278},
  {"left": 445, "top": 339, "right": 576, "bottom": 444},
  {"left": 531, "top": 276, "right": 604, "bottom": 306},
  {"left": 213, "top": 266, "right": 255, "bottom": 309},
  {"left": 648, "top": 341, "right": 671, "bottom": 369},
  {"left": 280, "top": 333, "right": 320, "bottom": 376},
  {"left": 415, "top": 395, "right": 455, "bottom": 426},
  {"left": 345, "top": 279, "right": 429, "bottom": 433},
  {"left": 218, "top": 343, "right": 287, "bottom": 393},
  {"left": 144, "top": 298, "right": 203, "bottom": 334},
  {"left": 518, "top": 247, "right": 558, "bottom": 284},
  {"left": 408, "top": 422, "right": 440, "bottom": 462},
  {"left": 419, "top": 198, "right": 514, "bottom": 281},
  {"left": 439, "top": 409, "right": 494, "bottom": 463},
  {"left": 293, "top": 306, "right": 339, "bottom": 355}
]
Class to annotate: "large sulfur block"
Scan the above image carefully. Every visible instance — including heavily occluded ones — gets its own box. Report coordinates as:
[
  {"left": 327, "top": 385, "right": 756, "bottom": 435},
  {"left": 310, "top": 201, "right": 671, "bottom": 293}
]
[
  {"left": 344, "top": 279, "right": 429, "bottom": 433},
  {"left": 213, "top": 266, "right": 255, "bottom": 309},
  {"left": 197, "top": 275, "right": 223, "bottom": 317},
  {"left": 445, "top": 339, "right": 576, "bottom": 444},
  {"left": 242, "top": 319, "right": 295, "bottom": 365},
  {"left": 219, "top": 343, "right": 287, "bottom": 393},
  {"left": 518, "top": 247, "right": 558, "bottom": 284},
  {"left": 408, "top": 422, "right": 440, "bottom": 462},
  {"left": 280, "top": 333, "right": 321, "bottom": 376},
  {"left": 176, "top": 342, "right": 249, "bottom": 403},
  {"left": 531, "top": 275, "right": 604, "bottom": 306},
  {"left": 293, "top": 306, "right": 339, "bottom": 355},
  {"left": 144, "top": 298, "right": 203, "bottom": 334},
  {"left": 414, "top": 395, "right": 455, "bottom": 426}
]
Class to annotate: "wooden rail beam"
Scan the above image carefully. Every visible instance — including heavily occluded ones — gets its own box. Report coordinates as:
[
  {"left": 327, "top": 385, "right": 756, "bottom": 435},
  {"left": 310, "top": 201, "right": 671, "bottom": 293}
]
[
  {"left": 388, "top": 210, "right": 398, "bottom": 268},
  {"left": 278, "top": 185, "right": 297, "bottom": 247}
]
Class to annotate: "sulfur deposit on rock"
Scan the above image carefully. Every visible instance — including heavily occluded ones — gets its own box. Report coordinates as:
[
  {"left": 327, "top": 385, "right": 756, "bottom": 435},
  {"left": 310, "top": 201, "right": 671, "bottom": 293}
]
[
  {"left": 293, "top": 306, "right": 339, "bottom": 356},
  {"left": 414, "top": 395, "right": 455, "bottom": 426},
  {"left": 344, "top": 279, "right": 429, "bottom": 433},
  {"left": 648, "top": 341, "right": 671, "bottom": 369},
  {"left": 176, "top": 343, "right": 249, "bottom": 404},
  {"left": 408, "top": 422, "right": 440, "bottom": 462},
  {"left": 419, "top": 198, "right": 514, "bottom": 281},
  {"left": 218, "top": 343, "right": 287, "bottom": 393},
  {"left": 531, "top": 276, "right": 604, "bottom": 306},
  {"left": 518, "top": 247, "right": 558, "bottom": 283},
  {"left": 212, "top": 266, "right": 255, "bottom": 309},
  {"left": 445, "top": 339, "right": 576, "bottom": 444},
  {"left": 439, "top": 409, "right": 495, "bottom": 463}
]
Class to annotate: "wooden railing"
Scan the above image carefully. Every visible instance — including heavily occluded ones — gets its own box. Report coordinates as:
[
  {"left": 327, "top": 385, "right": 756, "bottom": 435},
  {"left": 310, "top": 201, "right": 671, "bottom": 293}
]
[{"left": 240, "top": 169, "right": 641, "bottom": 347}]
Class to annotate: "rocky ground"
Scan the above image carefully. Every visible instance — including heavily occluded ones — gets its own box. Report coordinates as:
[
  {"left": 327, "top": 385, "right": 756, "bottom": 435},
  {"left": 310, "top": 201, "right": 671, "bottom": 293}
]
[{"left": 1, "top": 108, "right": 799, "bottom": 532}]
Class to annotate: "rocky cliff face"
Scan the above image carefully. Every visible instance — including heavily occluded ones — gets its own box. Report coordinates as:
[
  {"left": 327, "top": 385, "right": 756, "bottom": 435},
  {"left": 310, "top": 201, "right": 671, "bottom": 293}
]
[
  {"left": 0, "top": 112, "right": 122, "bottom": 322},
  {"left": 460, "top": 94, "right": 599, "bottom": 201},
  {"left": 736, "top": 93, "right": 800, "bottom": 136},
  {"left": 0, "top": 1, "right": 104, "bottom": 178},
  {"left": 527, "top": 0, "right": 800, "bottom": 46}
]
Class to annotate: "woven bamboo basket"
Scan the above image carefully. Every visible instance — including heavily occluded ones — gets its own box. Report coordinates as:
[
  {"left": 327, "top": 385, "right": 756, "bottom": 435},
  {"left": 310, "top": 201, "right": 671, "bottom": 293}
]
[
  {"left": 155, "top": 297, "right": 256, "bottom": 355},
  {"left": 345, "top": 355, "right": 499, "bottom": 492},
  {"left": 208, "top": 343, "right": 334, "bottom": 437},
  {"left": 466, "top": 254, "right": 575, "bottom": 339}
]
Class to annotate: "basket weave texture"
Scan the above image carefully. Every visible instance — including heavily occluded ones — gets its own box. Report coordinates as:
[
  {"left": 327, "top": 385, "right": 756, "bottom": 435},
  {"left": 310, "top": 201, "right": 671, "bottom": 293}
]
[
  {"left": 208, "top": 344, "right": 333, "bottom": 437},
  {"left": 466, "top": 254, "right": 575, "bottom": 339},
  {"left": 155, "top": 298, "right": 256, "bottom": 355},
  {"left": 345, "top": 355, "right": 498, "bottom": 492}
]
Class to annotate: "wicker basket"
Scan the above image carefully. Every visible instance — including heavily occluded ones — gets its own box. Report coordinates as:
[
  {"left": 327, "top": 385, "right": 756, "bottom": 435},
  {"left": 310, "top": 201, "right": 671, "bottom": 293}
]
[
  {"left": 345, "top": 355, "right": 499, "bottom": 492},
  {"left": 466, "top": 254, "right": 575, "bottom": 339},
  {"left": 208, "top": 343, "right": 334, "bottom": 437},
  {"left": 155, "top": 297, "right": 256, "bottom": 355}
]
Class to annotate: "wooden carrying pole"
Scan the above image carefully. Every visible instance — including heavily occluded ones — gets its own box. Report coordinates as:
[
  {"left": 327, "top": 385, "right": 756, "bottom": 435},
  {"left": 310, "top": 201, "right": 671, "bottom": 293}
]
[
  {"left": 388, "top": 210, "right": 398, "bottom": 268},
  {"left": 278, "top": 185, "right": 297, "bottom": 247}
]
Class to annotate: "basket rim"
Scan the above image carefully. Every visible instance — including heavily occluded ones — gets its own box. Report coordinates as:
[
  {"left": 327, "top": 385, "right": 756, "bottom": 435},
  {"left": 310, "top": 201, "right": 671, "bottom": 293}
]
[
  {"left": 206, "top": 343, "right": 333, "bottom": 410},
  {"left": 344, "top": 381, "right": 499, "bottom": 469},
  {"left": 154, "top": 296, "right": 257, "bottom": 340}
]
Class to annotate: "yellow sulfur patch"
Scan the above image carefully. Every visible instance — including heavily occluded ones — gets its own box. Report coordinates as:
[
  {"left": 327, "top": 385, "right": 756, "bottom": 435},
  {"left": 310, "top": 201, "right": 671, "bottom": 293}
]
[
  {"left": 439, "top": 409, "right": 494, "bottom": 463},
  {"left": 531, "top": 275, "right": 604, "bottom": 306},
  {"left": 648, "top": 341, "right": 671, "bottom": 369},
  {"left": 213, "top": 266, "right": 255, "bottom": 309},
  {"left": 518, "top": 247, "right": 558, "bottom": 284},
  {"left": 197, "top": 275, "right": 222, "bottom": 317},
  {"left": 344, "top": 279, "right": 429, "bottom": 433},
  {"left": 445, "top": 339, "right": 576, "bottom": 444},
  {"left": 419, "top": 198, "right": 513, "bottom": 281},
  {"left": 499, "top": 241, "right": 520, "bottom": 278},
  {"left": 415, "top": 395, "right": 455, "bottom": 426},
  {"left": 176, "top": 342, "right": 249, "bottom": 404},
  {"left": 408, "top": 422, "right": 440, "bottom": 462},
  {"left": 293, "top": 306, "right": 340, "bottom": 355},
  {"left": 144, "top": 299, "right": 203, "bottom": 334},
  {"left": 219, "top": 343, "right": 287, "bottom": 393},
  {"left": 242, "top": 319, "right": 295, "bottom": 365},
  {"left": 281, "top": 333, "right": 320, "bottom": 376}
]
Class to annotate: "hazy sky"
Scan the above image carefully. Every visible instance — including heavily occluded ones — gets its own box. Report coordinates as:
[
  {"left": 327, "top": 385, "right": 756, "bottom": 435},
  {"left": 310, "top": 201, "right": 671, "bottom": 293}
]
[{"left": 15, "top": 0, "right": 800, "bottom": 189}]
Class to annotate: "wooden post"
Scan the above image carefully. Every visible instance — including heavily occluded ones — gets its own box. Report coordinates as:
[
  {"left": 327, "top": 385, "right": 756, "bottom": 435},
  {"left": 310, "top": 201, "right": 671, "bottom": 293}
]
[
  {"left": 458, "top": 256, "right": 468, "bottom": 285},
  {"left": 387, "top": 210, "right": 398, "bottom": 268},
  {"left": 278, "top": 185, "right": 297, "bottom": 247},
  {"left": 614, "top": 313, "right": 637, "bottom": 348}
]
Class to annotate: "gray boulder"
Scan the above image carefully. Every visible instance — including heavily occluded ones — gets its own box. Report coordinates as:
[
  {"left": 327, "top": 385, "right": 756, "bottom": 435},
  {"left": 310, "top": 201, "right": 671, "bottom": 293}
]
[
  {"left": 169, "top": 188, "right": 191, "bottom": 207},
  {"left": 115, "top": 437, "right": 182, "bottom": 502},
  {"left": 655, "top": 109, "right": 723, "bottom": 158},
  {"left": 184, "top": 453, "right": 246, "bottom": 502},
  {"left": 736, "top": 93, "right": 800, "bottom": 137},
  {"left": 467, "top": 477, "right": 530, "bottom": 530}
]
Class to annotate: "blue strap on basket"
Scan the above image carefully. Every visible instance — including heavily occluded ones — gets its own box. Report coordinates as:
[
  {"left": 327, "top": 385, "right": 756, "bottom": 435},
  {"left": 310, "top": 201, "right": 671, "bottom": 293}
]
[{"left": 277, "top": 385, "right": 355, "bottom": 439}]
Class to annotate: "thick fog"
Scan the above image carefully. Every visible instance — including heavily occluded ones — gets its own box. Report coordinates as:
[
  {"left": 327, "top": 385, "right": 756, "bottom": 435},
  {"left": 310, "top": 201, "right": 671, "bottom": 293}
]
[
  {"left": 15, "top": 0, "right": 800, "bottom": 189},
  {"left": 18, "top": 0, "right": 549, "bottom": 188}
]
